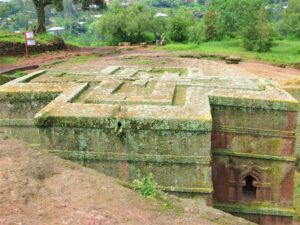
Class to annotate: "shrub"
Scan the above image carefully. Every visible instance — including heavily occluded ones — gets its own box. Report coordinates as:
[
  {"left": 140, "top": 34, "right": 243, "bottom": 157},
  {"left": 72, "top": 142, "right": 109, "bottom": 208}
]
[
  {"left": 166, "top": 9, "right": 195, "bottom": 43},
  {"left": 188, "top": 22, "right": 204, "bottom": 44},
  {"left": 167, "top": 16, "right": 189, "bottom": 42},
  {"left": 133, "top": 171, "right": 157, "bottom": 198},
  {"left": 203, "top": 9, "right": 218, "bottom": 41},
  {"left": 95, "top": 2, "right": 153, "bottom": 44}
]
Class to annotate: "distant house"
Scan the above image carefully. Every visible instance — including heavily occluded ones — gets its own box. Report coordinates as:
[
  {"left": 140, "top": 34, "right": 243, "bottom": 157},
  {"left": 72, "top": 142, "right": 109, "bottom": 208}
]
[
  {"left": 91, "top": 14, "right": 102, "bottom": 19},
  {"left": 121, "top": 2, "right": 129, "bottom": 7},
  {"left": 154, "top": 13, "right": 168, "bottom": 18},
  {"left": 89, "top": 4, "right": 99, "bottom": 9},
  {"left": 47, "top": 27, "right": 65, "bottom": 36}
]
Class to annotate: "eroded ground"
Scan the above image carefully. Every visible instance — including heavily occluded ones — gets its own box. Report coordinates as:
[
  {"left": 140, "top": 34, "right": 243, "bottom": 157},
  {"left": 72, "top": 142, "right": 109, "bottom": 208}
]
[{"left": 0, "top": 134, "right": 253, "bottom": 225}]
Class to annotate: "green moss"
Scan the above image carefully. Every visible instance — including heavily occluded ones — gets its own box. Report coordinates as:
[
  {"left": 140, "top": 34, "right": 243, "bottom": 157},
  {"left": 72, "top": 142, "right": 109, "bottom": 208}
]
[
  {"left": 294, "top": 172, "right": 300, "bottom": 221},
  {"left": 212, "top": 149, "right": 296, "bottom": 162},
  {"left": 209, "top": 95, "right": 299, "bottom": 111},
  {"left": 0, "top": 92, "right": 60, "bottom": 101},
  {"left": 43, "top": 60, "right": 66, "bottom": 67},
  {"left": 67, "top": 55, "right": 99, "bottom": 63},
  {"left": 13, "top": 71, "right": 25, "bottom": 78},
  {"left": 35, "top": 115, "right": 212, "bottom": 132},
  {"left": 0, "top": 56, "right": 19, "bottom": 64},
  {"left": 150, "top": 67, "right": 187, "bottom": 75},
  {"left": 47, "top": 150, "right": 211, "bottom": 165}
]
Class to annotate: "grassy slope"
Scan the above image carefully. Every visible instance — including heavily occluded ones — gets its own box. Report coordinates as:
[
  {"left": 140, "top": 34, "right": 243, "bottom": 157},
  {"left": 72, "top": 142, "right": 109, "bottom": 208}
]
[
  {"left": 0, "top": 56, "right": 18, "bottom": 64},
  {"left": 0, "top": 30, "right": 58, "bottom": 44},
  {"left": 160, "top": 39, "right": 300, "bottom": 66},
  {"left": 0, "top": 30, "right": 60, "bottom": 64}
]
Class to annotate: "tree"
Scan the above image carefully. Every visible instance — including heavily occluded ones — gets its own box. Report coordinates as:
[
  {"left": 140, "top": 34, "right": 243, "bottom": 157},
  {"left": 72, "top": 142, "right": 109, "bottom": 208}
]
[
  {"left": 33, "top": 0, "right": 105, "bottom": 33},
  {"left": 188, "top": 22, "right": 204, "bottom": 44},
  {"left": 151, "top": 0, "right": 180, "bottom": 8},
  {"left": 32, "top": 0, "right": 63, "bottom": 33},
  {"left": 167, "top": 16, "right": 188, "bottom": 42},
  {"left": 203, "top": 8, "right": 217, "bottom": 41},
  {"left": 151, "top": 16, "right": 168, "bottom": 38},
  {"left": 242, "top": 4, "right": 273, "bottom": 52},
  {"left": 96, "top": 2, "right": 153, "bottom": 44},
  {"left": 167, "top": 9, "right": 195, "bottom": 42},
  {"left": 256, "top": 6, "right": 273, "bottom": 52},
  {"left": 280, "top": 0, "right": 300, "bottom": 37}
]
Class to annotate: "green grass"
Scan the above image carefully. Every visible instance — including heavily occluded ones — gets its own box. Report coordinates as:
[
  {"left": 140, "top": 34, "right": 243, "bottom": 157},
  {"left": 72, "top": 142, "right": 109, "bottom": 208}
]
[
  {"left": 67, "top": 55, "right": 99, "bottom": 63},
  {"left": 0, "top": 56, "right": 19, "bottom": 64},
  {"left": 160, "top": 39, "right": 300, "bottom": 66},
  {"left": 64, "top": 36, "right": 107, "bottom": 47},
  {"left": 0, "top": 30, "right": 58, "bottom": 44},
  {"left": 13, "top": 71, "right": 25, "bottom": 78}
]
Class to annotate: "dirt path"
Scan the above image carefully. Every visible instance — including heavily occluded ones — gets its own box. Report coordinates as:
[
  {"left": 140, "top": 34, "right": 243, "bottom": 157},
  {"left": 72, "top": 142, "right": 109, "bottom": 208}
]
[
  {"left": 0, "top": 47, "right": 114, "bottom": 73},
  {"left": 0, "top": 46, "right": 151, "bottom": 73},
  {"left": 1, "top": 47, "right": 299, "bottom": 87},
  {"left": 234, "top": 61, "right": 300, "bottom": 86},
  {"left": 0, "top": 134, "right": 253, "bottom": 225}
]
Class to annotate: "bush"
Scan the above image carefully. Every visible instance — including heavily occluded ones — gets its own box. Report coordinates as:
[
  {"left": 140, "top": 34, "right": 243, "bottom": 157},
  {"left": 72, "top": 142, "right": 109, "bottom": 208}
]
[
  {"left": 188, "top": 22, "right": 204, "bottom": 44},
  {"left": 133, "top": 171, "right": 157, "bottom": 198},
  {"left": 95, "top": 2, "right": 154, "bottom": 44},
  {"left": 167, "top": 16, "right": 189, "bottom": 42},
  {"left": 166, "top": 9, "right": 195, "bottom": 43}
]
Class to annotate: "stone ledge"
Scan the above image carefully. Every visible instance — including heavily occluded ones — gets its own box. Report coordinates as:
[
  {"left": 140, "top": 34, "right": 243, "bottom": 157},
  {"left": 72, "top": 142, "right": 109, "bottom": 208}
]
[
  {"left": 0, "top": 119, "right": 35, "bottom": 126},
  {"left": 214, "top": 203, "right": 295, "bottom": 217},
  {"left": 209, "top": 93, "right": 299, "bottom": 111},
  {"left": 46, "top": 150, "right": 211, "bottom": 165},
  {"left": 119, "top": 180, "right": 213, "bottom": 194},
  {"left": 213, "top": 125, "right": 296, "bottom": 138},
  {"left": 160, "top": 186, "right": 213, "bottom": 194},
  {"left": 212, "top": 149, "right": 296, "bottom": 162}
]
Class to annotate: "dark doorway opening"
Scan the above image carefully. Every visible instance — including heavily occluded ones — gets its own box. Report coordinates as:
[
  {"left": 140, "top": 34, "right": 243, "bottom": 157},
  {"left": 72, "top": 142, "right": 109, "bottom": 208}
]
[{"left": 242, "top": 175, "right": 256, "bottom": 202}]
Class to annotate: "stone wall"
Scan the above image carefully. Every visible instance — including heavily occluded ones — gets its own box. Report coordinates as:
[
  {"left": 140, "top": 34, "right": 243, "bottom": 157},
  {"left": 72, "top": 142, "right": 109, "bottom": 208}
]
[
  {"left": 0, "top": 39, "right": 66, "bottom": 56},
  {"left": 0, "top": 67, "right": 298, "bottom": 224},
  {"left": 211, "top": 105, "right": 296, "bottom": 224},
  {"left": 284, "top": 88, "right": 300, "bottom": 170}
]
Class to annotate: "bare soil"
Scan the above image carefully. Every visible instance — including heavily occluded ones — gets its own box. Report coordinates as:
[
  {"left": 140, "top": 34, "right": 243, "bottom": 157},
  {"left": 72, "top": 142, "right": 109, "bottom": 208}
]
[
  {"left": 0, "top": 47, "right": 114, "bottom": 72},
  {"left": 234, "top": 61, "right": 300, "bottom": 86},
  {"left": 0, "top": 134, "right": 253, "bottom": 225}
]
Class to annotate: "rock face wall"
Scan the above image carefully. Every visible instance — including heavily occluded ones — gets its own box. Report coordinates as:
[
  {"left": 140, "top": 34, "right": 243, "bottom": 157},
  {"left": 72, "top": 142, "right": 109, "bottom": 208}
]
[
  {"left": 211, "top": 106, "right": 296, "bottom": 224},
  {"left": 284, "top": 88, "right": 300, "bottom": 170},
  {"left": 0, "top": 67, "right": 298, "bottom": 225},
  {"left": 0, "top": 39, "right": 66, "bottom": 56}
]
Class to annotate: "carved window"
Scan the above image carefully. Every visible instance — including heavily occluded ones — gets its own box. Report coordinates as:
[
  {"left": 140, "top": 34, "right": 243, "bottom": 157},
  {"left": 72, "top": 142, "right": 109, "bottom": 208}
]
[{"left": 242, "top": 175, "right": 257, "bottom": 202}]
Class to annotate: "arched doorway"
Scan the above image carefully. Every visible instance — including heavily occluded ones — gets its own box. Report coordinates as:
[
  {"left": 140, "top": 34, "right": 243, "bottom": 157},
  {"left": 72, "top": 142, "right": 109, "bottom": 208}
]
[{"left": 242, "top": 175, "right": 257, "bottom": 202}]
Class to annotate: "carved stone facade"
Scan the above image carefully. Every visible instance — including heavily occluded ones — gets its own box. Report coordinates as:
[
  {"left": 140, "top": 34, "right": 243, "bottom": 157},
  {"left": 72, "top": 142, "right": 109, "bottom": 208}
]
[{"left": 0, "top": 66, "right": 298, "bottom": 224}]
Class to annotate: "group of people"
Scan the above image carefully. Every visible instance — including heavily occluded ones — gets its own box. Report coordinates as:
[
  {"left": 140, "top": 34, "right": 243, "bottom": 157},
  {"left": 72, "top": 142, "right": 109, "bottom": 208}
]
[{"left": 155, "top": 35, "right": 166, "bottom": 46}]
